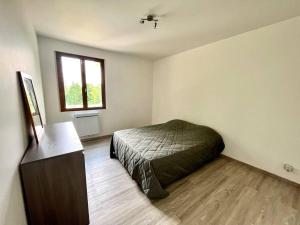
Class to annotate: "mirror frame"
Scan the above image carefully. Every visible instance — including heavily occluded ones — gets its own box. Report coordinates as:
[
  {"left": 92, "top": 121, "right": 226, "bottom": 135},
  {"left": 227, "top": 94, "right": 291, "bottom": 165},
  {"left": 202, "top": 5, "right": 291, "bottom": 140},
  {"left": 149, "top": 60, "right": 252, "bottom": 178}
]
[{"left": 18, "top": 71, "right": 43, "bottom": 144}]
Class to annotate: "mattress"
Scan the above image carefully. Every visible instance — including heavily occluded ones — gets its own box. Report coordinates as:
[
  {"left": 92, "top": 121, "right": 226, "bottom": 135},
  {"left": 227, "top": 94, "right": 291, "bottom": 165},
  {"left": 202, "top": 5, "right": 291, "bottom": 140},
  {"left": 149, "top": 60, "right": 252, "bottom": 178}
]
[{"left": 110, "top": 119, "right": 225, "bottom": 199}]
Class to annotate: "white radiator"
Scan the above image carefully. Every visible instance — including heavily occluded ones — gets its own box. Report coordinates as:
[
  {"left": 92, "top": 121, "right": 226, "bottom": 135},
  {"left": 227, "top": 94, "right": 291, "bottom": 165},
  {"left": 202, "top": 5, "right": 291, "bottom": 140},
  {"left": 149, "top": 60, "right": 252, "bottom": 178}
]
[{"left": 73, "top": 113, "right": 100, "bottom": 137}]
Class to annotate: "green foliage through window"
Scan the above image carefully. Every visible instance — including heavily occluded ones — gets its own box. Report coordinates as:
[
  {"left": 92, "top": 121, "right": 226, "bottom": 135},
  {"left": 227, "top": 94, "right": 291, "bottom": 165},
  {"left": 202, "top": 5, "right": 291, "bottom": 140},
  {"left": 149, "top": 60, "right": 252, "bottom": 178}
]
[
  {"left": 65, "top": 83, "right": 102, "bottom": 107},
  {"left": 65, "top": 83, "right": 83, "bottom": 107},
  {"left": 87, "top": 84, "right": 102, "bottom": 106}
]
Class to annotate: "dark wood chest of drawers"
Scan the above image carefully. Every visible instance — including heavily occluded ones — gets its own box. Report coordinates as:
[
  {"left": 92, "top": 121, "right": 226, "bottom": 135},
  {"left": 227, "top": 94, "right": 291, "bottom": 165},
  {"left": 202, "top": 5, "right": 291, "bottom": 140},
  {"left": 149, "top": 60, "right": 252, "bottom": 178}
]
[{"left": 20, "top": 122, "right": 89, "bottom": 225}]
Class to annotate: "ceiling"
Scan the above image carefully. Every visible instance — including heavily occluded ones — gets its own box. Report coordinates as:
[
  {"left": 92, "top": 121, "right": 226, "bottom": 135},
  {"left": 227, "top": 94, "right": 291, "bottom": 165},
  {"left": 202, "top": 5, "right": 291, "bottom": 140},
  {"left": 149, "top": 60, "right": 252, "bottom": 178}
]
[{"left": 25, "top": 0, "right": 300, "bottom": 59}]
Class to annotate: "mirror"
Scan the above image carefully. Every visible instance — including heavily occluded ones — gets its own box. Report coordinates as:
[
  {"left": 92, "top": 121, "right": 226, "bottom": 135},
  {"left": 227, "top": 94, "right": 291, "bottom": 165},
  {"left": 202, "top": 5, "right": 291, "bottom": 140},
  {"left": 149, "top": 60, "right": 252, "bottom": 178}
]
[{"left": 18, "top": 71, "right": 43, "bottom": 143}]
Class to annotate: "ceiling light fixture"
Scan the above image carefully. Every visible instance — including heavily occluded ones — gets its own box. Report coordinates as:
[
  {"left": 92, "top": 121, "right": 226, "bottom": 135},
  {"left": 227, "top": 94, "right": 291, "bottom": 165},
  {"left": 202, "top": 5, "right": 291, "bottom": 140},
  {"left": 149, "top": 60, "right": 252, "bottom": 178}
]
[{"left": 140, "top": 14, "right": 159, "bottom": 29}]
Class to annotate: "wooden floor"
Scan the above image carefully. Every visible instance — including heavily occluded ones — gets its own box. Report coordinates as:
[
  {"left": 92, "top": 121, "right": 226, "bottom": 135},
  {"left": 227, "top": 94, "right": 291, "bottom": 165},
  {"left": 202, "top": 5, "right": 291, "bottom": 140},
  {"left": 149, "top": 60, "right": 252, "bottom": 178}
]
[{"left": 84, "top": 138, "right": 300, "bottom": 225}]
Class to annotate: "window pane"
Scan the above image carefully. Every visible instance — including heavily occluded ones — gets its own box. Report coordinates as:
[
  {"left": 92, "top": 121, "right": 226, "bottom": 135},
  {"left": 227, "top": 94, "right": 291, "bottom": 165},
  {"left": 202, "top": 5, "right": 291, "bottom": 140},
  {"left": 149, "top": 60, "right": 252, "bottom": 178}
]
[
  {"left": 85, "top": 60, "right": 102, "bottom": 108},
  {"left": 61, "top": 56, "right": 83, "bottom": 109}
]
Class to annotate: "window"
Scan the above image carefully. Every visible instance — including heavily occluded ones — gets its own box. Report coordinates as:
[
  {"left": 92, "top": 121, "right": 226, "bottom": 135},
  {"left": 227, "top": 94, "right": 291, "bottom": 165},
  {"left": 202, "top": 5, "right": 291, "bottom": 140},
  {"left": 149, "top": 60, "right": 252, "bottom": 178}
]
[{"left": 56, "top": 52, "right": 106, "bottom": 111}]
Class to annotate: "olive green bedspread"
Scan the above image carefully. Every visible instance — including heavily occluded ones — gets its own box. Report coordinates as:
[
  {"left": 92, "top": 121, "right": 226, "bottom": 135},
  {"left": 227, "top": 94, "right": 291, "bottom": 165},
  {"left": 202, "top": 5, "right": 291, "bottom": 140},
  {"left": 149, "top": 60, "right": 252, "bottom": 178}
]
[{"left": 110, "top": 119, "right": 225, "bottom": 199}]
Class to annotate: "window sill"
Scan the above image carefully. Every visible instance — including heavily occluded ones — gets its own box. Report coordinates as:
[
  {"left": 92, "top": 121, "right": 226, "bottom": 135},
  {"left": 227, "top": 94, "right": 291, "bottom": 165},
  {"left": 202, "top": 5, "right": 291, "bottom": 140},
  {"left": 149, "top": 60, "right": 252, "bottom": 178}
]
[{"left": 60, "top": 107, "right": 106, "bottom": 112}]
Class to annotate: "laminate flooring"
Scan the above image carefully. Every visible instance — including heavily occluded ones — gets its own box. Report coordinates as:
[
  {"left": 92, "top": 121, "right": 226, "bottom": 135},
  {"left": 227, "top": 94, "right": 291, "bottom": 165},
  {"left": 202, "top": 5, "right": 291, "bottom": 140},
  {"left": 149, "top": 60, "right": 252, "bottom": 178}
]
[{"left": 84, "top": 138, "right": 300, "bottom": 225}]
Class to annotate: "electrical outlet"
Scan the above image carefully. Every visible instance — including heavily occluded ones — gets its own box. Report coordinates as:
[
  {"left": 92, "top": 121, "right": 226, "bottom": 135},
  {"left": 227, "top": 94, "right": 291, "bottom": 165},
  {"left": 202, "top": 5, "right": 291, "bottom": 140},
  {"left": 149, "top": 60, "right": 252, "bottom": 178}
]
[{"left": 283, "top": 164, "right": 294, "bottom": 172}]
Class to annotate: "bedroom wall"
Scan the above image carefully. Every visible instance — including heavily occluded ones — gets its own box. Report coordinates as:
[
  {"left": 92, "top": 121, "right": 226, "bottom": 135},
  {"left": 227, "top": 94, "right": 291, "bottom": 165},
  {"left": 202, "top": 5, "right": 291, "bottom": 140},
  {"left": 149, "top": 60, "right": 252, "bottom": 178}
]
[
  {"left": 38, "top": 36, "right": 153, "bottom": 136},
  {"left": 152, "top": 16, "right": 300, "bottom": 184},
  {"left": 0, "top": 0, "right": 46, "bottom": 224}
]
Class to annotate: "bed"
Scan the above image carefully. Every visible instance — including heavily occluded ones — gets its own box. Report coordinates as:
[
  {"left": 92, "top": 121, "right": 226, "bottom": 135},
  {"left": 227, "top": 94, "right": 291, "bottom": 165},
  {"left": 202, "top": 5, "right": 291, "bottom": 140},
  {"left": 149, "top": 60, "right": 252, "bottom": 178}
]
[{"left": 110, "top": 119, "right": 225, "bottom": 199}]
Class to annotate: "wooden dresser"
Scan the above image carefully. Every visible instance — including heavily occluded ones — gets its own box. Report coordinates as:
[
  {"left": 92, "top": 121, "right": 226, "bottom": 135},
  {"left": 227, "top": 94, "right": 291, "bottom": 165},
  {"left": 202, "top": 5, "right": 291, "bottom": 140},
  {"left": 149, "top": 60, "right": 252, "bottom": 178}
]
[{"left": 20, "top": 122, "right": 89, "bottom": 225}]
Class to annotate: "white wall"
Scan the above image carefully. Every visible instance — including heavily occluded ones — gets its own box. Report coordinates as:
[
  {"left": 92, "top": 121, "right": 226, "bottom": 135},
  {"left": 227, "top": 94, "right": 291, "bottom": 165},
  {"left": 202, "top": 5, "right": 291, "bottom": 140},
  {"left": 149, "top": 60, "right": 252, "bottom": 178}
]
[
  {"left": 0, "top": 0, "right": 46, "bottom": 224},
  {"left": 38, "top": 36, "right": 153, "bottom": 135},
  {"left": 153, "top": 17, "right": 300, "bottom": 184}
]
